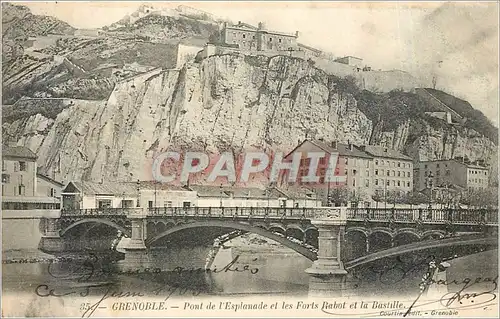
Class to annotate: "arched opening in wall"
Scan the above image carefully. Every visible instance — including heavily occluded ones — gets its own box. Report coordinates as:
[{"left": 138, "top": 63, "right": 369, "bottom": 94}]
[
  {"left": 421, "top": 232, "right": 444, "bottom": 242},
  {"left": 368, "top": 231, "right": 392, "bottom": 253},
  {"left": 286, "top": 228, "right": 304, "bottom": 241},
  {"left": 304, "top": 228, "right": 318, "bottom": 247},
  {"left": 62, "top": 222, "right": 125, "bottom": 253},
  {"left": 344, "top": 230, "right": 367, "bottom": 260},
  {"left": 269, "top": 226, "right": 286, "bottom": 236},
  {"left": 393, "top": 232, "right": 420, "bottom": 247}
]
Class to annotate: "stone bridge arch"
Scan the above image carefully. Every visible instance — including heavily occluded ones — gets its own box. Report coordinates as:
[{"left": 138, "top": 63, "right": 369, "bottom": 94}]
[
  {"left": 59, "top": 218, "right": 131, "bottom": 237},
  {"left": 345, "top": 235, "right": 497, "bottom": 270},
  {"left": 145, "top": 220, "right": 317, "bottom": 261}
]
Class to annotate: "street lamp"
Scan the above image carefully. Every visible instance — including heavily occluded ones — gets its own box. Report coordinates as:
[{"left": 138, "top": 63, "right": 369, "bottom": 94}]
[
  {"left": 136, "top": 179, "right": 141, "bottom": 207},
  {"left": 426, "top": 172, "right": 434, "bottom": 209}
]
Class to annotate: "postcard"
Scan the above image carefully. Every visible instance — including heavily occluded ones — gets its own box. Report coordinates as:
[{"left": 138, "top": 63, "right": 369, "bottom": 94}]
[{"left": 1, "top": 1, "right": 498, "bottom": 318}]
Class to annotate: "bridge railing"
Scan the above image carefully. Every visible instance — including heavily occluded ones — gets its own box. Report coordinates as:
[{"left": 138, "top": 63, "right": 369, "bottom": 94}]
[
  {"left": 146, "top": 206, "right": 318, "bottom": 218},
  {"left": 346, "top": 208, "right": 498, "bottom": 224},
  {"left": 60, "top": 208, "right": 141, "bottom": 217}
]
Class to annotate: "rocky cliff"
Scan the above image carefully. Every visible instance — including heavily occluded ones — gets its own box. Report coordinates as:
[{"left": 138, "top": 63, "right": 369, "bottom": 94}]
[{"left": 3, "top": 54, "right": 497, "bottom": 185}]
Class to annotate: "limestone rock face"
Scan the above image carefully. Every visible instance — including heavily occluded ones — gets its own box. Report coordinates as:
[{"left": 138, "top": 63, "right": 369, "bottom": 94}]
[{"left": 3, "top": 54, "right": 497, "bottom": 185}]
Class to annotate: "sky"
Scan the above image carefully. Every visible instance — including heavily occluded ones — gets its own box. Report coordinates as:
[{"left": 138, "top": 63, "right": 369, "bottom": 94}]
[{"left": 19, "top": 1, "right": 499, "bottom": 126}]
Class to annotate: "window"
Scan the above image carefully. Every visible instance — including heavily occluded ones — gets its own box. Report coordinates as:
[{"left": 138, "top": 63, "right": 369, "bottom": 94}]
[
  {"left": 2, "top": 160, "right": 5, "bottom": 171},
  {"left": 345, "top": 158, "right": 348, "bottom": 165},
  {"left": 18, "top": 185, "right": 25, "bottom": 196},
  {"left": 98, "top": 200, "right": 112, "bottom": 208},
  {"left": 386, "top": 180, "right": 390, "bottom": 186},
  {"left": 352, "top": 169, "right": 357, "bottom": 175},
  {"left": 392, "top": 180, "right": 396, "bottom": 186},
  {"left": 19, "top": 161, "right": 26, "bottom": 171},
  {"left": 2, "top": 174, "right": 10, "bottom": 184},
  {"left": 183, "top": 201, "right": 191, "bottom": 208},
  {"left": 407, "top": 172, "right": 411, "bottom": 177},
  {"left": 366, "top": 170, "right": 369, "bottom": 177},
  {"left": 407, "top": 182, "right": 410, "bottom": 188},
  {"left": 164, "top": 201, "right": 172, "bottom": 208},
  {"left": 397, "top": 171, "right": 401, "bottom": 177},
  {"left": 242, "top": 34, "right": 246, "bottom": 38},
  {"left": 386, "top": 170, "right": 390, "bottom": 176},
  {"left": 252, "top": 35, "right": 255, "bottom": 39},
  {"left": 397, "top": 181, "right": 401, "bottom": 187},
  {"left": 425, "top": 164, "right": 428, "bottom": 169},
  {"left": 375, "top": 160, "right": 379, "bottom": 165},
  {"left": 269, "top": 37, "right": 272, "bottom": 41},
  {"left": 437, "top": 164, "right": 440, "bottom": 168},
  {"left": 375, "top": 169, "right": 378, "bottom": 175},
  {"left": 398, "top": 162, "right": 401, "bottom": 168},
  {"left": 279, "top": 38, "right": 282, "bottom": 43},
  {"left": 14, "top": 162, "right": 19, "bottom": 172},
  {"left": 352, "top": 179, "right": 356, "bottom": 187},
  {"left": 375, "top": 179, "right": 379, "bottom": 186},
  {"left": 365, "top": 179, "right": 369, "bottom": 187},
  {"left": 392, "top": 170, "right": 395, "bottom": 176}
]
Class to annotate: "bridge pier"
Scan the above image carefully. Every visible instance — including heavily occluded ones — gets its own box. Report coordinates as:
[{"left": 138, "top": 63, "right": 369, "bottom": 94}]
[
  {"left": 120, "top": 211, "right": 150, "bottom": 271},
  {"left": 306, "top": 208, "right": 348, "bottom": 297},
  {"left": 38, "top": 218, "right": 65, "bottom": 254}
]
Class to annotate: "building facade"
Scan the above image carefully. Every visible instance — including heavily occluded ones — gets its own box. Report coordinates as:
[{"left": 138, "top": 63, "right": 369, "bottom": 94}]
[
  {"left": 280, "top": 139, "right": 374, "bottom": 207},
  {"left": 2, "top": 145, "right": 37, "bottom": 197},
  {"left": 414, "top": 160, "right": 489, "bottom": 192},
  {"left": 360, "top": 145, "right": 414, "bottom": 200},
  {"left": 1, "top": 145, "right": 60, "bottom": 216},
  {"left": 334, "top": 56, "right": 364, "bottom": 69},
  {"left": 222, "top": 21, "right": 298, "bottom": 52}
]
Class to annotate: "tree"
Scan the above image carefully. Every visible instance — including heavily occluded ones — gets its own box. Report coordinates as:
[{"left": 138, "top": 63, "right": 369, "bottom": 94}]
[
  {"left": 328, "top": 187, "right": 349, "bottom": 207},
  {"left": 400, "top": 191, "right": 427, "bottom": 208},
  {"left": 459, "top": 188, "right": 497, "bottom": 208}
]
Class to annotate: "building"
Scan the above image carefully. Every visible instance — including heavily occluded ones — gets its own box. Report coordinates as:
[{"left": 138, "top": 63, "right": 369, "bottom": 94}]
[
  {"left": 280, "top": 139, "right": 374, "bottom": 207},
  {"left": 36, "top": 173, "right": 64, "bottom": 199},
  {"left": 2, "top": 145, "right": 37, "bottom": 197},
  {"left": 60, "top": 181, "right": 320, "bottom": 209},
  {"left": 61, "top": 181, "right": 139, "bottom": 210},
  {"left": 334, "top": 56, "right": 364, "bottom": 69},
  {"left": 139, "top": 181, "right": 197, "bottom": 208},
  {"left": 298, "top": 43, "right": 323, "bottom": 59},
  {"left": 360, "top": 145, "right": 414, "bottom": 200},
  {"left": 1, "top": 145, "right": 60, "bottom": 214},
  {"left": 414, "top": 159, "right": 489, "bottom": 192},
  {"left": 222, "top": 21, "right": 299, "bottom": 52}
]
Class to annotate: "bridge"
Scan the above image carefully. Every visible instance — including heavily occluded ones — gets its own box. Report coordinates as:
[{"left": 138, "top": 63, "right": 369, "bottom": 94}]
[{"left": 39, "top": 206, "right": 498, "bottom": 296}]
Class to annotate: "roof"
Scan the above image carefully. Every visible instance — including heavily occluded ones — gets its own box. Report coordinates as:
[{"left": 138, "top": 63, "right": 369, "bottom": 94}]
[
  {"left": 63, "top": 181, "right": 138, "bottom": 196},
  {"left": 418, "top": 159, "right": 488, "bottom": 170},
  {"left": 274, "top": 187, "right": 318, "bottom": 200},
  {"left": 138, "top": 181, "right": 189, "bottom": 191},
  {"left": 187, "top": 185, "right": 283, "bottom": 199},
  {"left": 361, "top": 145, "right": 412, "bottom": 161},
  {"left": 36, "top": 173, "right": 64, "bottom": 187},
  {"left": 2, "top": 145, "right": 37, "bottom": 160},
  {"left": 234, "top": 22, "right": 258, "bottom": 30},
  {"left": 298, "top": 43, "right": 322, "bottom": 53},
  {"left": 288, "top": 139, "right": 373, "bottom": 159}
]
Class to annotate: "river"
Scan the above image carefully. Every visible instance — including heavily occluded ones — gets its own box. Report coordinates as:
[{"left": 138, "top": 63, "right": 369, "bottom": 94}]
[{"left": 3, "top": 234, "right": 497, "bottom": 301}]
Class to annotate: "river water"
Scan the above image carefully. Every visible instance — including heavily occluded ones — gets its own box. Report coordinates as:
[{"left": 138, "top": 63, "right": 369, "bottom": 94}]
[{"left": 2, "top": 234, "right": 498, "bottom": 301}]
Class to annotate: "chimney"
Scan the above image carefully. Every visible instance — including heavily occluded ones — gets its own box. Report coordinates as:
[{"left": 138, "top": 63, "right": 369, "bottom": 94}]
[
  {"left": 238, "top": 20, "right": 241, "bottom": 25},
  {"left": 295, "top": 31, "right": 299, "bottom": 37},
  {"left": 349, "top": 143, "right": 354, "bottom": 151}
]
